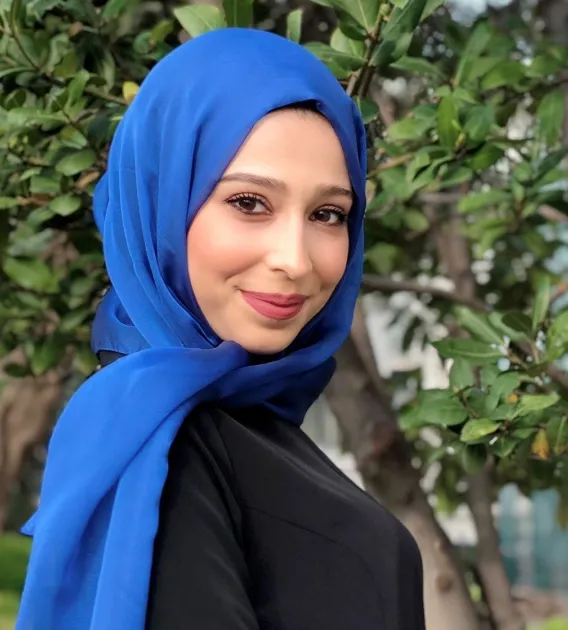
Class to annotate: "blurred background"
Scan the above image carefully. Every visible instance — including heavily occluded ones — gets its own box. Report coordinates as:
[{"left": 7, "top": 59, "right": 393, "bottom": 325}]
[{"left": 0, "top": 0, "right": 568, "bottom": 628}]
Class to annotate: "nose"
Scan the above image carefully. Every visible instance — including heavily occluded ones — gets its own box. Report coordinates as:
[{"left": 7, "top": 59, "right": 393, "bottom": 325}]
[{"left": 265, "top": 215, "right": 313, "bottom": 280}]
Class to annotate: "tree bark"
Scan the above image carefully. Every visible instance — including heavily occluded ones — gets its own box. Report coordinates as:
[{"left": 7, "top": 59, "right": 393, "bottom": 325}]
[
  {"left": 327, "top": 304, "right": 482, "bottom": 630},
  {"left": 0, "top": 351, "right": 65, "bottom": 532},
  {"left": 466, "top": 471, "right": 524, "bottom": 630},
  {"left": 430, "top": 203, "right": 525, "bottom": 630}
]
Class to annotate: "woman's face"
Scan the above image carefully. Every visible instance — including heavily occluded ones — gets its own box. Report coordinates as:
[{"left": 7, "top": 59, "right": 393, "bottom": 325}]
[{"left": 187, "top": 108, "right": 352, "bottom": 355}]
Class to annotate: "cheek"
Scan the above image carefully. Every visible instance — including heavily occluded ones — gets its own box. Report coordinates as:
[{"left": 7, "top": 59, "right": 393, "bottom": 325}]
[
  {"left": 311, "top": 231, "right": 349, "bottom": 291},
  {"left": 187, "top": 208, "right": 256, "bottom": 287}
]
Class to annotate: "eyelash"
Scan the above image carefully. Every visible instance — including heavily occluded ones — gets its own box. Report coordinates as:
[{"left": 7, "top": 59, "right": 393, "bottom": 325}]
[{"left": 227, "top": 193, "right": 349, "bottom": 227}]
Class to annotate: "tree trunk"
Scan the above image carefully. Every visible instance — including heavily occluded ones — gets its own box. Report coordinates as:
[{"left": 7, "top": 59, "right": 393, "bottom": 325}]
[
  {"left": 431, "top": 204, "right": 525, "bottom": 630},
  {"left": 0, "top": 352, "right": 65, "bottom": 532},
  {"left": 327, "top": 305, "right": 482, "bottom": 630},
  {"left": 467, "top": 471, "right": 524, "bottom": 630}
]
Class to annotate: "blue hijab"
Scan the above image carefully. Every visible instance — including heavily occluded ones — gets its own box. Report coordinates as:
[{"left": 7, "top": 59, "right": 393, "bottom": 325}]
[{"left": 17, "top": 28, "right": 366, "bottom": 630}]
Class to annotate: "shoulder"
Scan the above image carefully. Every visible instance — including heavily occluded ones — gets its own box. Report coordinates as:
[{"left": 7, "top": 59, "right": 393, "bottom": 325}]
[{"left": 169, "top": 405, "right": 237, "bottom": 478}]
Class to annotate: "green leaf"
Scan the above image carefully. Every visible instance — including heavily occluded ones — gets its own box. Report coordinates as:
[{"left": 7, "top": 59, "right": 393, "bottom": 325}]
[
  {"left": 493, "top": 437, "right": 517, "bottom": 459},
  {"left": 437, "top": 95, "right": 460, "bottom": 150},
  {"left": 403, "top": 209, "right": 429, "bottom": 232},
  {"left": 420, "top": 389, "right": 468, "bottom": 427},
  {"left": 391, "top": 56, "right": 446, "bottom": 79},
  {"left": 4, "top": 363, "right": 31, "bottom": 378},
  {"left": 223, "top": 0, "right": 253, "bottom": 27},
  {"left": 29, "top": 176, "right": 60, "bottom": 195},
  {"left": 50, "top": 195, "right": 81, "bottom": 217},
  {"left": 514, "top": 393, "right": 560, "bottom": 417},
  {"left": 420, "top": 0, "right": 445, "bottom": 20},
  {"left": 463, "top": 104, "right": 495, "bottom": 142},
  {"left": 480, "top": 60, "right": 524, "bottom": 90},
  {"left": 30, "top": 338, "right": 65, "bottom": 376},
  {"left": 337, "top": 0, "right": 380, "bottom": 32},
  {"left": 489, "top": 404, "right": 514, "bottom": 421},
  {"left": 546, "top": 416, "right": 568, "bottom": 455},
  {"left": 304, "top": 42, "right": 364, "bottom": 72},
  {"left": 56, "top": 150, "right": 96, "bottom": 176},
  {"left": 353, "top": 97, "right": 379, "bottom": 123},
  {"left": 372, "top": 0, "right": 427, "bottom": 67},
  {"left": 500, "top": 311, "right": 532, "bottom": 337},
  {"left": 173, "top": 5, "right": 226, "bottom": 37},
  {"left": 387, "top": 118, "right": 425, "bottom": 141},
  {"left": 434, "top": 338, "right": 503, "bottom": 363},
  {"left": 330, "top": 28, "right": 365, "bottom": 57},
  {"left": 525, "top": 54, "right": 564, "bottom": 78},
  {"left": 0, "top": 197, "right": 18, "bottom": 209},
  {"left": 3, "top": 257, "right": 58, "bottom": 293},
  {"left": 399, "top": 405, "right": 426, "bottom": 430},
  {"left": 286, "top": 9, "right": 302, "bottom": 43},
  {"left": 537, "top": 89, "right": 566, "bottom": 146},
  {"left": 491, "top": 372, "right": 521, "bottom": 401},
  {"left": 534, "top": 148, "right": 568, "bottom": 182},
  {"left": 461, "top": 444, "right": 487, "bottom": 473},
  {"left": 74, "top": 344, "right": 98, "bottom": 376},
  {"left": 151, "top": 19, "right": 175, "bottom": 44},
  {"left": 454, "top": 21, "right": 492, "bottom": 86},
  {"left": 481, "top": 222, "right": 507, "bottom": 253},
  {"left": 481, "top": 364, "right": 500, "bottom": 389},
  {"left": 458, "top": 189, "right": 510, "bottom": 213},
  {"left": 67, "top": 69, "right": 90, "bottom": 105},
  {"left": 545, "top": 310, "right": 568, "bottom": 361},
  {"left": 461, "top": 418, "right": 500, "bottom": 442},
  {"left": 437, "top": 166, "right": 473, "bottom": 189},
  {"left": 365, "top": 242, "right": 399, "bottom": 274},
  {"left": 455, "top": 307, "right": 503, "bottom": 345},
  {"left": 101, "top": 0, "right": 139, "bottom": 20},
  {"left": 58, "top": 308, "right": 90, "bottom": 333},
  {"left": 467, "top": 144, "right": 504, "bottom": 171},
  {"left": 449, "top": 358, "right": 475, "bottom": 390},
  {"left": 531, "top": 274, "right": 551, "bottom": 332}
]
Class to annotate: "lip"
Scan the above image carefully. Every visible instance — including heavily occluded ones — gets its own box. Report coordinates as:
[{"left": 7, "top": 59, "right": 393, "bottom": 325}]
[{"left": 241, "top": 291, "right": 307, "bottom": 321}]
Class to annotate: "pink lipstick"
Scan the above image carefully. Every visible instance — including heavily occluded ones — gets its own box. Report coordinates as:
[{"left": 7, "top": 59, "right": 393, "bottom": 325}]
[{"left": 241, "top": 291, "right": 306, "bottom": 321}]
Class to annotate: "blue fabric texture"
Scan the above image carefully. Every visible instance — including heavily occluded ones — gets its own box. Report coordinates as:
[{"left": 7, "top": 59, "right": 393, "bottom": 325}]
[{"left": 17, "top": 28, "right": 367, "bottom": 630}]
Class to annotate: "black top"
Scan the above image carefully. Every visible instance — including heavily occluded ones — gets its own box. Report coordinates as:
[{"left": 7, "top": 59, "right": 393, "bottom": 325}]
[
  {"left": 143, "top": 405, "right": 425, "bottom": 630},
  {"left": 100, "top": 349, "right": 424, "bottom": 629}
]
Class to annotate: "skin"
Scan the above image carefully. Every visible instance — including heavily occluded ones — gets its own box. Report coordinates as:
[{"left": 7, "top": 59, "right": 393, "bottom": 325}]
[{"left": 187, "top": 108, "right": 353, "bottom": 355}]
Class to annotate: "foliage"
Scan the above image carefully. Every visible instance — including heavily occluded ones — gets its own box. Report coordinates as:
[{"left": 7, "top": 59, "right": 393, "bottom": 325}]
[
  {"left": 0, "top": 534, "right": 30, "bottom": 629},
  {"left": 0, "top": 0, "right": 568, "bottom": 541},
  {"left": 0, "top": 534, "right": 30, "bottom": 593}
]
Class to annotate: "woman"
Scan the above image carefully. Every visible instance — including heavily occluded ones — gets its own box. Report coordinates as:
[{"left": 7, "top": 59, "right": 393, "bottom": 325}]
[{"left": 17, "top": 28, "right": 425, "bottom": 630}]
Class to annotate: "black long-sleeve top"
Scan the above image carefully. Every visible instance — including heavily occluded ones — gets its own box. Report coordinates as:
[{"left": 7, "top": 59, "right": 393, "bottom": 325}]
[{"left": 143, "top": 403, "right": 425, "bottom": 629}]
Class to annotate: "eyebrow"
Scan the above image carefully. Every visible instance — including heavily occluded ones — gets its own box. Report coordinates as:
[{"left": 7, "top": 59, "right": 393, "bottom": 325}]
[{"left": 219, "top": 172, "right": 353, "bottom": 201}]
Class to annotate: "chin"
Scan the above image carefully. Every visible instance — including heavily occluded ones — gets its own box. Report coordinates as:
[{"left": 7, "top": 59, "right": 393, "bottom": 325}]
[{"left": 234, "top": 329, "right": 299, "bottom": 356}]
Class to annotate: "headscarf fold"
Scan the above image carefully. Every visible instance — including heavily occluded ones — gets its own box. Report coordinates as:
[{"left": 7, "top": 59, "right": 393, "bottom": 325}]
[{"left": 17, "top": 28, "right": 367, "bottom": 630}]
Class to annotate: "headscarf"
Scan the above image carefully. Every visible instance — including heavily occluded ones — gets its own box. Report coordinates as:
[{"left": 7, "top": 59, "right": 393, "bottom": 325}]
[{"left": 16, "top": 27, "right": 367, "bottom": 630}]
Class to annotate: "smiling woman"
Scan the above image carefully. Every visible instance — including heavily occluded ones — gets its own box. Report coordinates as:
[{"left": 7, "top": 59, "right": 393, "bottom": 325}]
[
  {"left": 16, "top": 28, "right": 425, "bottom": 630},
  {"left": 187, "top": 105, "right": 353, "bottom": 355}
]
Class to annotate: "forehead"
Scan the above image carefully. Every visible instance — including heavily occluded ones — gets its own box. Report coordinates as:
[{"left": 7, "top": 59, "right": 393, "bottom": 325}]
[{"left": 224, "top": 109, "right": 351, "bottom": 184}]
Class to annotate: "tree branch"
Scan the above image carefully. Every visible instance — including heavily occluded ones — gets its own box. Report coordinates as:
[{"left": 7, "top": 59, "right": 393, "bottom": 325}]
[
  {"left": 346, "top": 14, "right": 384, "bottom": 98},
  {"left": 360, "top": 273, "right": 487, "bottom": 311}
]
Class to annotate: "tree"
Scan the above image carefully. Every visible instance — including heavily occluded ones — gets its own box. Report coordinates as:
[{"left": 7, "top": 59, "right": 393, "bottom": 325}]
[{"left": 0, "top": 0, "right": 567, "bottom": 628}]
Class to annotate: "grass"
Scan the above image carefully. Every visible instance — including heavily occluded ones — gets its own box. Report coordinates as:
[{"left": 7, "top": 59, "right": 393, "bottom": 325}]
[
  {"left": 0, "top": 592, "right": 19, "bottom": 630},
  {"left": 0, "top": 533, "right": 31, "bottom": 630}
]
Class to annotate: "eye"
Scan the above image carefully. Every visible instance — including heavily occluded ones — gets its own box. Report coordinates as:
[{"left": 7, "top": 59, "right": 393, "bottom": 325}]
[
  {"left": 311, "top": 208, "right": 348, "bottom": 227},
  {"left": 227, "top": 193, "right": 268, "bottom": 215}
]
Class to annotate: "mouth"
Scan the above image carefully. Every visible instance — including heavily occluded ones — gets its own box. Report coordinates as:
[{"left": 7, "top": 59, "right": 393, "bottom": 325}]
[{"left": 240, "top": 291, "right": 307, "bottom": 321}]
